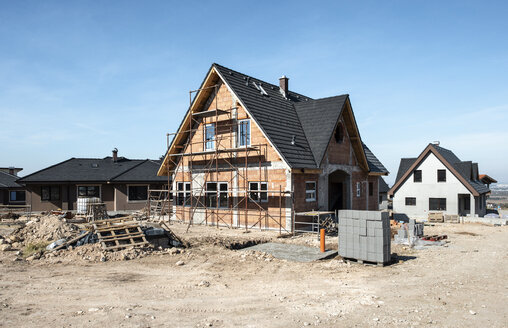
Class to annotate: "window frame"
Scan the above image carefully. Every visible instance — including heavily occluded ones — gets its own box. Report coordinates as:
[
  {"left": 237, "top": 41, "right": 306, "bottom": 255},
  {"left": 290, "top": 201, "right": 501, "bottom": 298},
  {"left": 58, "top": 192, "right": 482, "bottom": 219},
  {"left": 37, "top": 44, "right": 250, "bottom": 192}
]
[
  {"left": 205, "top": 182, "right": 228, "bottom": 208},
  {"left": 76, "top": 185, "right": 101, "bottom": 199},
  {"left": 437, "top": 169, "right": 446, "bottom": 182},
  {"left": 9, "top": 190, "right": 26, "bottom": 202},
  {"left": 305, "top": 181, "right": 317, "bottom": 202},
  {"left": 413, "top": 170, "right": 422, "bottom": 183},
  {"left": 356, "top": 182, "right": 361, "bottom": 197},
  {"left": 405, "top": 197, "right": 416, "bottom": 206},
  {"left": 249, "top": 182, "right": 268, "bottom": 203},
  {"left": 127, "top": 184, "right": 149, "bottom": 202},
  {"left": 175, "top": 182, "right": 191, "bottom": 207},
  {"left": 204, "top": 123, "right": 216, "bottom": 151},
  {"left": 41, "top": 186, "right": 60, "bottom": 201},
  {"left": 238, "top": 119, "right": 251, "bottom": 147},
  {"left": 429, "top": 198, "right": 447, "bottom": 211}
]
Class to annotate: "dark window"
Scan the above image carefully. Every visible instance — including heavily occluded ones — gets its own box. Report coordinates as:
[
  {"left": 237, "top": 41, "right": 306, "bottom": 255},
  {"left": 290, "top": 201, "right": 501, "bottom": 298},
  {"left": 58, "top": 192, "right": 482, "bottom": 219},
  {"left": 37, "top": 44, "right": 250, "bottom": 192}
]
[
  {"left": 128, "top": 185, "right": 148, "bottom": 201},
  {"left": 464, "top": 197, "right": 470, "bottom": 211},
  {"left": 9, "top": 190, "right": 25, "bottom": 202},
  {"left": 334, "top": 123, "right": 344, "bottom": 143},
  {"left": 414, "top": 170, "right": 422, "bottom": 182},
  {"left": 206, "top": 182, "right": 217, "bottom": 207},
  {"left": 429, "top": 198, "right": 446, "bottom": 211},
  {"left": 41, "top": 186, "right": 60, "bottom": 201},
  {"left": 369, "top": 182, "right": 373, "bottom": 196},
  {"left": 379, "top": 195, "right": 383, "bottom": 204},
  {"left": 205, "top": 182, "right": 228, "bottom": 208},
  {"left": 78, "top": 186, "right": 100, "bottom": 197},
  {"left": 437, "top": 169, "right": 446, "bottom": 182},
  {"left": 176, "top": 182, "right": 191, "bottom": 206},
  {"left": 405, "top": 197, "right": 416, "bottom": 206},
  {"left": 249, "top": 182, "right": 267, "bottom": 202}
]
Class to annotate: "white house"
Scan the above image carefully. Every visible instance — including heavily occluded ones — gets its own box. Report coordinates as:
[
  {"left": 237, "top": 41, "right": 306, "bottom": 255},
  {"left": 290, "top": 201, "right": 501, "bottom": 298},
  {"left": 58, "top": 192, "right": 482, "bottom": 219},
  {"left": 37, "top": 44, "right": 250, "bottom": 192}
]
[{"left": 389, "top": 143, "right": 491, "bottom": 219}]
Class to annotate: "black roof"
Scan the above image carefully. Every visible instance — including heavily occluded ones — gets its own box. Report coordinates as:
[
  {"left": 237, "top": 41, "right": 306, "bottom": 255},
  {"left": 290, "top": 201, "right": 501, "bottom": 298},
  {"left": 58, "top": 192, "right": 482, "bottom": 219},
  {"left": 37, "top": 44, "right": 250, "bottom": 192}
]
[
  {"left": 395, "top": 158, "right": 417, "bottom": 182},
  {"left": 18, "top": 157, "right": 168, "bottom": 184},
  {"left": 379, "top": 177, "right": 390, "bottom": 193},
  {"left": 212, "top": 64, "right": 387, "bottom": 173},
  {"left": 363, "top": 143, "right": 389, "bottom": 174},
  {"left": 0, "top": 171, "right": 22, "bottom": 188}
]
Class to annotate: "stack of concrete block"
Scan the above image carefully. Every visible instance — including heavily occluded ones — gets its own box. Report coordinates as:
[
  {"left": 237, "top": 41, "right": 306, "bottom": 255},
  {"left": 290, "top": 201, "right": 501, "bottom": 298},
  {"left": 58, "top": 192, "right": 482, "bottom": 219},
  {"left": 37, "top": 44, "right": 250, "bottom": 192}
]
[{"left": 338, "top": 210, "right": 391, "bottom": 264}]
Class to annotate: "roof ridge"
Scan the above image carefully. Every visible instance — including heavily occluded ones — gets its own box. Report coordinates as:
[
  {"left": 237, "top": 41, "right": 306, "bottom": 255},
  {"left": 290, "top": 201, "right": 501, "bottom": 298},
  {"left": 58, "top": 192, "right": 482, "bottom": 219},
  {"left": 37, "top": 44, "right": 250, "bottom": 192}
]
[{"left": 212, "top": 63, "right": 312, "bottom": 100}]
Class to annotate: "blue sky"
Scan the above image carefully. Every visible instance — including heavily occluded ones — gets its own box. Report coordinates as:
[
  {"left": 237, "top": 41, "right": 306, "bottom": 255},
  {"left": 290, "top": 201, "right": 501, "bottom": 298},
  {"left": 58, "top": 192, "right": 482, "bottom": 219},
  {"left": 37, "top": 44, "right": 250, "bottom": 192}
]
[{"left": 1, "top": 1, "right": 507, "bottom": 184}]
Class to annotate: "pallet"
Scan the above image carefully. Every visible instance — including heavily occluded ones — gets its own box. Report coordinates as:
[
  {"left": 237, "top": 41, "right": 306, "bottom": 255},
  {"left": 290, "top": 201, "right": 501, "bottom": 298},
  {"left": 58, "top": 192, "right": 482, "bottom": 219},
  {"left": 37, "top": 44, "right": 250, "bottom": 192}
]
[
  {"left": 421, "top": 234, "right": 448, "bottom": 241},
  {"left": 428, "top": 212, "right": 444, "bottom": 223},
  {"left": 93, "top": 218, "right": 149, "bottom": 251},
  {"left": 343, "top": 257, "right": 388, "bottom": 267}
]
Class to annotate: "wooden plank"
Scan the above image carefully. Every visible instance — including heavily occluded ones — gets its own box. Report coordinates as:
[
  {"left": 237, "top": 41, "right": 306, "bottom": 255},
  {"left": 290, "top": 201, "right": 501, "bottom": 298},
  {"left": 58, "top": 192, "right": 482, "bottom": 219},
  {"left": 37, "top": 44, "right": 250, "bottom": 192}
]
[
  {"left": 100, "top": 233, "right": 146, "bottom": 242},
  {"left": 52, "top": 233, "right": 88, "bottom": 252},
  {"left": 104, "top": 242, "right": 149, "bottom": 251}
]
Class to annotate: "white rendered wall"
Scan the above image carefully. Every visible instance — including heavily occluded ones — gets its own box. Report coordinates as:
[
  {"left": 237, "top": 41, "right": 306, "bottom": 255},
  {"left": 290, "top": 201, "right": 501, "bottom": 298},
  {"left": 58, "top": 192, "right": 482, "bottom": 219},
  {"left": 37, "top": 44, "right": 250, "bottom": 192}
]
[{"left": 392, "top": 153, "right": 471, "bottom": 219}]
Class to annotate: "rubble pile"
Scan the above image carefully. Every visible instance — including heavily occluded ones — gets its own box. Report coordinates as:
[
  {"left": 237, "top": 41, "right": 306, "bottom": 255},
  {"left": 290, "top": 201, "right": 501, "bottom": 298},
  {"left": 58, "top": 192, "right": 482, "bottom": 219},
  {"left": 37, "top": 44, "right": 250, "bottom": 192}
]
[
  {"left": 41, "top": 244, "right": 186, "bottom": 263},
  {"left": 11, "top": 215, "right": 80, "bottom": 245}
]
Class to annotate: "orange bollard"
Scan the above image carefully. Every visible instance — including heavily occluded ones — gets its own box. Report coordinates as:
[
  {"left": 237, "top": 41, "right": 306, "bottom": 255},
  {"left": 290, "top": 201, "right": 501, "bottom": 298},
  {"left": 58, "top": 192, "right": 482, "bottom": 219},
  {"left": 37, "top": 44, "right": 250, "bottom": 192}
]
[{"left": 320, "top": 228, "right": 325, "bottom": 252}]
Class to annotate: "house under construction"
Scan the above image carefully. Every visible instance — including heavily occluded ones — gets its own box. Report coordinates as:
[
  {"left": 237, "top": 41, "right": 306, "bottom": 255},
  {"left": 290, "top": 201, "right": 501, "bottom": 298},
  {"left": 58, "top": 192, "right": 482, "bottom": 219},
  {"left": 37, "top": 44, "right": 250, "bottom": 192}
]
[{"left": 157, "top": 64, "right": 388, "bottom": 232}]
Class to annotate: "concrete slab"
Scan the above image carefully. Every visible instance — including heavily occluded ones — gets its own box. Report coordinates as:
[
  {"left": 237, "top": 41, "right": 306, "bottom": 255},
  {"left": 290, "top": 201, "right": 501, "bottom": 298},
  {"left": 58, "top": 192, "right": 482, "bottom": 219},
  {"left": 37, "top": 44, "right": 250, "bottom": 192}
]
[{"left": 243, "top": 242, "right": 338, "bottom": 263}]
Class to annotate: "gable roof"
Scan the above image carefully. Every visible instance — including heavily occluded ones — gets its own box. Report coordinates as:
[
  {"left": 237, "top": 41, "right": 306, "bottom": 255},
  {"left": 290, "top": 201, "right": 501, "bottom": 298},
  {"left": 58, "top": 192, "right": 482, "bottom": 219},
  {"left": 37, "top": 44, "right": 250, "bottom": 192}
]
[
  {"left": 389, "top": 143, "right": 490, "bottom": 197},
  {"left": 159, "top": 63, "right": 386, "bottom": 175},
  {"left": 18, "top": 157, "right": 167, "bottom": 184},
  {"left": 0, "top": 171, "right": 22, "bottom": 188},
  {"left": 479, "top": 174, "right": 497, "bottom": 184},
  {"left": 293, "top": 95, "right": 348, "bottom": 166}
]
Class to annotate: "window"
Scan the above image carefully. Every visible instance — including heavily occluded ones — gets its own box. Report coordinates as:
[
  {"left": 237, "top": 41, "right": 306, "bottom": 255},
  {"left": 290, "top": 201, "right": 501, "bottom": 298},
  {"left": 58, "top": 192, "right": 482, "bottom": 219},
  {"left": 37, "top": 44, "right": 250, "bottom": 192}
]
[
  {"left": 413, "top": 170, "right": 422, "bottom": 183},
  {"left": 41, "top": 186, "right": 60, "bottom": 201},
  {"left": 405, "top": 197, "right": 416, "bottom": 206},
  {"left": 369, "top": 182, "right": 373, "bottom": 196},
  {"left": 429, "top": 198, "right": 446, "bottom": 211},
  {"left": 206, "top": 182, "right": 228, "bottom": 208},
  {"left": 356, "top": 182, "right": 361, "bottom": 197},
  {"left": 128, "top": 185, "right": 148, "bottom": 201},
  {"left": 249, "top": 182, "right": 267, "bottom": 202},
  {"left": 334, "top": 123, "right": 344, "bottom": 143},
  {"left": 176, "top": 182, "right": 191, "bottom": 206},
  {"left": 238, "top": 119, "right": 251, "bottom": 147},
  {"left": 305, "top": 181, "right": 316, "bottom": 202},
  {"left": 77, "top": 186, "right": 100, "bottom": 198},
  {"left": 204, "top": 123, "right": 215, "bottom": 150},
  {"left": 379, "top": 195, "right": 383, "bottom": 204},
  {"left": 9, "top": 190, "right": 26, "bottom": 202},
  {"left": 437, "top": 169, "right": 446, "bottom": 182}
]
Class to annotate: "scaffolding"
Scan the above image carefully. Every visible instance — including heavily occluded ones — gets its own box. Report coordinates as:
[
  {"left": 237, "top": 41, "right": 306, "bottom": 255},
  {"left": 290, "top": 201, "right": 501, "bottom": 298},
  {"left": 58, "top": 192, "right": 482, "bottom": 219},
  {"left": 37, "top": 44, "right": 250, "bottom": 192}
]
[{"left": 159, "top": 84, "right": 292, "bottom": 233}]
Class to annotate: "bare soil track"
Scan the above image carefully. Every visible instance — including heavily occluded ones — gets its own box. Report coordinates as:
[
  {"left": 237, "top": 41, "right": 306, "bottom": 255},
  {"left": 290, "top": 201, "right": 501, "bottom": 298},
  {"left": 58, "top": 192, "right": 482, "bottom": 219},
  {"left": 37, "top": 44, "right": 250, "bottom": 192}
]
[{"left": 0, "top": 222, "right": 507, "bottom": 327}]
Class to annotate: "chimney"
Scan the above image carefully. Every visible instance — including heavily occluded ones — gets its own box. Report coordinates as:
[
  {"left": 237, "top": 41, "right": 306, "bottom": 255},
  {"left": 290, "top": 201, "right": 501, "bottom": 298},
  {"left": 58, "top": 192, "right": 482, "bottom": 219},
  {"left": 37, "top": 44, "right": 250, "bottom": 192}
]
[
  {"left": 112, "top": 148, "right": 118, "bottom": 162},
  {"left": 8, "top": 166, "right": 15, "bottom": 176},
  {"left": 279, "top": 75, "right": 289, "bottom": 97}
]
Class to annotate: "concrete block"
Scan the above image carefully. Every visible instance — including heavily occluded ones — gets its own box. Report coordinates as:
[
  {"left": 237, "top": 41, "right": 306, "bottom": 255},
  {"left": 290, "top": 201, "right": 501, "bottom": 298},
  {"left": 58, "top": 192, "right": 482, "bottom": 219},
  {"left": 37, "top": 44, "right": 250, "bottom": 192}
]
[
  {"left": 368, "top": 211, "right": 382, "bottom": 221},
  {"left": 374, "top": 228, "right": 384, "bottom": 237}
]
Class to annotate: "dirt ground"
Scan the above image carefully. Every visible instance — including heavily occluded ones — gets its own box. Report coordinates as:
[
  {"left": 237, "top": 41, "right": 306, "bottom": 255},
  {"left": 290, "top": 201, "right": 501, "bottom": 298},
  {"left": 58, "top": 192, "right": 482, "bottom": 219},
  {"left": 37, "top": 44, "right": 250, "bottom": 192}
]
[{"left": 0, "top": 221, "right": 507, "bottom": 327}]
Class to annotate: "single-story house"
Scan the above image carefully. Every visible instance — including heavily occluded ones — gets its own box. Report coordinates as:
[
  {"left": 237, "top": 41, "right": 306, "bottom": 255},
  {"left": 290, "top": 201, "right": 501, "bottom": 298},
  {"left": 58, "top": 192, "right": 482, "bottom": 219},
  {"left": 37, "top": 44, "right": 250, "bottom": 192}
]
[
  {"left": 17, "top": 150, "right": 168, "bottom": 213},
  {"left": 158, "top": 63, "right": 388, "bottom": 230},
  {"left": 388, "top": 142, "right": 491, "bottom": 218},
  {"left": 0, "top": 167, "right": 26, "bottom": 206}
]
